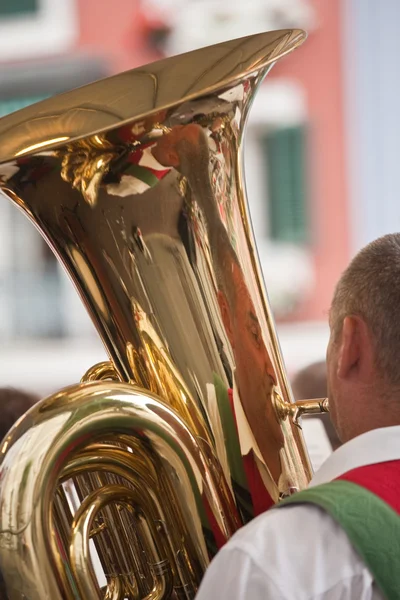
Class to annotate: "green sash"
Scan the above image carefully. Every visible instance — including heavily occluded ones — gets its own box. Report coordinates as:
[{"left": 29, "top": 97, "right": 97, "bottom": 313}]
[{"left": 278, "top": 480, "right": 400, "bottom": 600}]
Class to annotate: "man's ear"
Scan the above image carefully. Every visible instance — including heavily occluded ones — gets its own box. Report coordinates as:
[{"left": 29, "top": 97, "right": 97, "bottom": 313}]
[
  {"left": 217, "top": 290, "right": 234, "bottom": 348},
  {"left": 337, "top": 315, "right": 373, "bottom": 382}
]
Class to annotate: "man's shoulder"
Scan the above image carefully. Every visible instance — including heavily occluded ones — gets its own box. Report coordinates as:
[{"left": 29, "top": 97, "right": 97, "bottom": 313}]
[
  {"left": 218, "top": 502, "right": 373, "bottom": 597},
  {"left": 223, "top": 502, "right": 332, "bottom": 563},
  {"left": 197, "top": 501, "right": 379, "bottom": 599}
]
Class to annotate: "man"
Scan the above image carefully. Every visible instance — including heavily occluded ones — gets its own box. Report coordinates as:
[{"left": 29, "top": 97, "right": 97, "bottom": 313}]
[
  {"left": 0, "top": 387, "right": 38, "bottom": 597},
  {"left": 196, "top": 233, "right": 400, "bottom": 600},
  {"left": 0, "top": 387, "right": 38, "bottom": 440}
]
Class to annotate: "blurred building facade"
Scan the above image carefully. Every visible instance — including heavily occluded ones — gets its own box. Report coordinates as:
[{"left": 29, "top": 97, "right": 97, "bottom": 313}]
[{"left": 1, "top": 0, "right": 386, "bottom": 390}]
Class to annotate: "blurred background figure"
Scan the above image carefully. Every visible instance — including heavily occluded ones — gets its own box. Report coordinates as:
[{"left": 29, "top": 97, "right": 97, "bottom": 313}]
[
  {"left": 291, "top": 361, "right": 340, "bottom": 471},
  {"left": 292, "top": 361, "right": 341, "bottom": 451},
  {"left": 1, "top": 0, "right": 400, "bottom": 465},
  {"left": 0, "top": 387, "right": 39, "bottom": 441},
  {"left": 0, "top": 387, "right": 36, "bottom": 595}
]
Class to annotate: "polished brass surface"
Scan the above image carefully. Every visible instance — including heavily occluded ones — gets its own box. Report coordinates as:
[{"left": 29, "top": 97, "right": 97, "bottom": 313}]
[
  {"left": 0, "top": 383, "right": 237, "bottom": 598},
  {"left": 81, "top": 361, "right": 121, "bottom": 382},
  {"left": 0, "top": 29, "right": 329, "bottom": 599}
]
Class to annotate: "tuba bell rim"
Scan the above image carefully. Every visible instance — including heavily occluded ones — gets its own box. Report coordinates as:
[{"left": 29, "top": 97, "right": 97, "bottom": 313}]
[{"left": 0, "top": 29, "right": 306, "bottom": 165}]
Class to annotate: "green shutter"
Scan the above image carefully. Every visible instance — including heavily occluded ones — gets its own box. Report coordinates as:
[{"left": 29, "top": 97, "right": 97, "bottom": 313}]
[
  {"left": 0, "top": 95, "right": 50, "bottom": 118},
  {"left": 0, "top": 0, "right": 39, "bottom": 17},
  {"left": 262, "top": 125, "right": 308, "bottom": 244}
]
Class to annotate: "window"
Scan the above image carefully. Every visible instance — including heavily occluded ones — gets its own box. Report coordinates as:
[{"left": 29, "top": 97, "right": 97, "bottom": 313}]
[
  {"left": 0, "top": 0, "right": 78, "bottom": 62},
  {"left": 0, "top": 95, "right": 49, "bottom": 118},
  {"left": 0, "top": 54, "right": 108, "bottom": 340},
  {"left": 0, "top": 0, "right": 39, "bottom": 17},
  {"left": 261, "top": 125, "right": 309, "bottom": 244}
]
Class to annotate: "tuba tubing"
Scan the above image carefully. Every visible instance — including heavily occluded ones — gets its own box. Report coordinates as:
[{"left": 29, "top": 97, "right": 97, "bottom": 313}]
[
  {"left": 0, "top": 29, "right": 329, "bottom": 599},
  {"left": 0, "top": 382, "right": 240, "bottom": 599}
]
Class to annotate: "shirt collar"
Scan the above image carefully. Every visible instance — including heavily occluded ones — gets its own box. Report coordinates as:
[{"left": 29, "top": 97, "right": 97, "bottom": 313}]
[{"left": 309, "top": 425, "right": 400, "bottom": 487}]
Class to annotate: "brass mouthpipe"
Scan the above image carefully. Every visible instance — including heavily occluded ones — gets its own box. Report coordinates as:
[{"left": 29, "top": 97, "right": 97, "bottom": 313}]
[{"left": 273, "top": 391, "right": 329, "bottom": 428}]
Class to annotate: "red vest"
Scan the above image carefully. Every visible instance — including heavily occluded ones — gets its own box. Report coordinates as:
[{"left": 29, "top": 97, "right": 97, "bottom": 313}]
[
  {"left": 278, "top": 458, "right": 400, "bottom": 600},
  {"left": 338, "top": 459, "right": 400, "bottom": 514}
]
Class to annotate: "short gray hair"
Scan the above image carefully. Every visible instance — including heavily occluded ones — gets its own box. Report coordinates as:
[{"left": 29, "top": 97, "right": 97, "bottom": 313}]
[{"left": 331, "top": 233, "right": 400, "bottom": 386}]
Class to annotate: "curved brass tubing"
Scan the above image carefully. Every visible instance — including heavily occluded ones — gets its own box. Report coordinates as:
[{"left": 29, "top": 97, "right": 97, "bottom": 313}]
[
  {"left": 81, "top": 361, "right": 121, "bottom": 383},
  {"left": 71, "top": 485, "right": 173, "bottom": 600},
  {"left": 0, "top": 381, "right": 239, "bottom": 599},
  {"left": 61, "top": 445, "right": 192, "bottom": 598}
]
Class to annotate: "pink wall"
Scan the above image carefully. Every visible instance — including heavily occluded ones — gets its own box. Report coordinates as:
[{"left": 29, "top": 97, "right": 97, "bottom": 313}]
[
  {"left": 272, "top": 1, "right": 350, "bottom": 321},
  {"left": 76, "top": 0, "right": 156, "bottom": 73}
]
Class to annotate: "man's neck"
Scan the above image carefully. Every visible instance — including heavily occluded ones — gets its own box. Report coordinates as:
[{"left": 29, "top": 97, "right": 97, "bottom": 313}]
[{"left": 345, "top": 415, "right": 400, "bottom": 443}]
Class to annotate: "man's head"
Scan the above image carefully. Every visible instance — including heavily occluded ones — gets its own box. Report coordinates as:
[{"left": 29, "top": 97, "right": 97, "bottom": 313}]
[
  {"left": 327, "top": 233, "right": 400, "bottom": 442},
  {"left": 0, "top": 387, "right": 38, "bottom": 441}
]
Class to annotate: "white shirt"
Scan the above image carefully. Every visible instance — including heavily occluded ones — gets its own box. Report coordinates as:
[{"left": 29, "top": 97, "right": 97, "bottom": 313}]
[{"left": 196, "top": 425, "right": 400, "bottom": 600}]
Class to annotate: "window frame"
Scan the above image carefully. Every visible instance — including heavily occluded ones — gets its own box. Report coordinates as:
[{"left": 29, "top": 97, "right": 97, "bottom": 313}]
[{"left": 0, "top": 0, "right": 78, "bottom": 62}]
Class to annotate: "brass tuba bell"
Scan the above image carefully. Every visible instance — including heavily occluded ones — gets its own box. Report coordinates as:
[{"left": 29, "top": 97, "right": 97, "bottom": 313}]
[{"left": 0, "top": 30, "right": 328, "bottom": 599}]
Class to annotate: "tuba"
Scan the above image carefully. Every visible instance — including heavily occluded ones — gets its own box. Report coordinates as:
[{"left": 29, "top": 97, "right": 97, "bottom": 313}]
[{"left": 0, "top": 30, "right": 329, "bottom": 599}]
